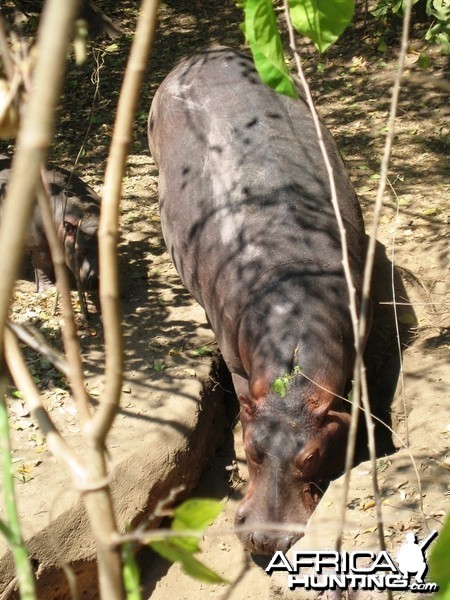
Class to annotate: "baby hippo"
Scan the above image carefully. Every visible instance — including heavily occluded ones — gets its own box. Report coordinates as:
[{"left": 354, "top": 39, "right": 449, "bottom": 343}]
[{"left": 0, "top": 155, "right": 100, "bottom": 291}]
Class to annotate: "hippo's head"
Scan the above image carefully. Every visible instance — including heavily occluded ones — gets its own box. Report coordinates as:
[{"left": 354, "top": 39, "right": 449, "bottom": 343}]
[
  {"left": 56, "top": 191, "right": 100, "bottom": 290},
  {"left": 235, "top": 379, "right": 351, "bottom": 555}
]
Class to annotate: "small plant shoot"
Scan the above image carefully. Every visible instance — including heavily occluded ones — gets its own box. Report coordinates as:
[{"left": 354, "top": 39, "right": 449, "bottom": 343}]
[{"left": 272, "top": 365, "right": 302, "bottom": 398}]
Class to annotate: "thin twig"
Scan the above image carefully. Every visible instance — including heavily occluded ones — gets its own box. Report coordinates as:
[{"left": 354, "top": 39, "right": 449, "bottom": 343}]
[
  {"left": 78, "top": 3, "right": 160, "bottom": 598},
  {"left": 6, "top": 320, "right": 69, "bottom": 376},
  {"left": 387, "top": 178, "right": 410, "bottom": 447},
  {"left": 0, "top": 576, "right": 19, "bottom": 600},
  {"left": 353, "top": 0, "right": 415, "bottom": 558},
  {"left": 87, "top": 0, "right": 160, "bottom": 445},
  {"left": 298, "top": 369, "right": 425, "bottom": 515},
  {"left": 4, "top": 328, "right": 87, "bottom": 486},
  {"left": 281, "top": 0, "right": 380, "bottom": 557},
  {"left": 73, "top": 46, "right": 104, "bottom": 168},
  {"left": 36, "top": 179, "right": 92, "bottom": 424},
  {"left": 0, "top": 0, "right": 83, "bottom": 382}
]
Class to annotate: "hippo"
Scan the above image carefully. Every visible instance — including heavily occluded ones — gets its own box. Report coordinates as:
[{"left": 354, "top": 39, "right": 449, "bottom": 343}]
[
  {"left": 0, "top": 155, "right": 100, "bottom": 292},
  {"left": 148, "top": 47, "right": 366, "bottom": 555}
]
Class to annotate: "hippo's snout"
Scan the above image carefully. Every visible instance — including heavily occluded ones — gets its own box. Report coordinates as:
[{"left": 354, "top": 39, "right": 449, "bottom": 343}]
[
  {"left": 78, "top": 255, "right": 99, "bottom": 289},
  {"left": 65, "top": 232, "right": 99, "bottom": 291},
  {"left": 235, "top": 502, "right": 302, "bottom": 556}
]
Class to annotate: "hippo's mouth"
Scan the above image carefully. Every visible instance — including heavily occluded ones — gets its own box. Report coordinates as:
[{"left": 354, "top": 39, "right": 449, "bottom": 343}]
[
  {"left": 235, "top": 481, "right": 323, "bottom": 556},
  {"left": 237, "top": 526, "right": 302, "bottom": 556}
]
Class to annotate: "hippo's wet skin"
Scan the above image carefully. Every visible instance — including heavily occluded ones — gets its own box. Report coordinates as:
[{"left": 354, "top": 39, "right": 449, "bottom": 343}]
[
  {"left": 148, "top": 47, "right": 366, "bottom": 555},
  {"left": 0, "top": 155, "right": 100, "bottom": 292}
]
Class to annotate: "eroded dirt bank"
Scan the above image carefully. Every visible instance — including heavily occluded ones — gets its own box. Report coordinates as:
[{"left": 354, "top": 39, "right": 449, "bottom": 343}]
[{"left": 0, "top": 1, "right": 448, "bottom": 598}]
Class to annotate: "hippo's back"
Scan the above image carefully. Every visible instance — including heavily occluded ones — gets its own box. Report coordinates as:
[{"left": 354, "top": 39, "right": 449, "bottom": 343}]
[{"left": 148, "top": 47, "right": 365, "bottom": 374}]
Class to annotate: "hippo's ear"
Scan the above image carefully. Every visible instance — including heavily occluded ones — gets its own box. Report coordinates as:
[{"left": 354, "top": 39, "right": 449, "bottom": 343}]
[
  {"left": 312, "top": 401, "right": 332, "bottom": 423},
  {"left": 313, "top": 398, "right": 349, "bottom": 425},
  {"left": 238, "top": 394, "right": 257, "bottom": 418}
]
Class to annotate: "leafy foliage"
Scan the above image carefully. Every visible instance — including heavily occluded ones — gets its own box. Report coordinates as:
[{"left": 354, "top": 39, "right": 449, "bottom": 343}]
[
  {"left": 149, "top": 499, "right": 227, "bottom": 584},
  {"left": 289, "top": 0, "right": 355, "bottom": 53},
  {"left": 371, "top": 0, "right": 450, "bottom": 54},
  {"left": 425, "top": 0, "right": 450, "bottom": 53},
  {"left": 122, "top": 541, "right": 142, "bottom": 600},
  {"left": 271, "top": 365, "right": 302, "bottom": 398},
  {"left": 429, "top": 512, "right": 450, "bottom": 599},
  {"left": 237, "top": 0, "right": 355, "bottom": 96},
  {"left": 371, "top": 0, "right": 420, "bottom": 21},
  {"left": 238, "top": 0, "right": 299, "bottom": 97}
]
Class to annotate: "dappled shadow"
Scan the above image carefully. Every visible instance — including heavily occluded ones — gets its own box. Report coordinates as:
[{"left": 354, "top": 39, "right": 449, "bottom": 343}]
[
  {"left": 359, "top": 241, "right": 418, "bottom": 459},
  {"left": 149, "top": 47, "right": 365, "bottom": 390},
  {"left": 78, "top": 220, "right": 209, "bottom": 414},
  {"left": 148, "top": 46, "right": 394, "bottom": 555}
]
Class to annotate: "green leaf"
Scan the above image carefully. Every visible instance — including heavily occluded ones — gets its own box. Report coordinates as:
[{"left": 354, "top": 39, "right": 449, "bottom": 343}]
[
  {"left": 170, "top": 499, "right": 223, "bottom": 552},
  {"left": 150, "top": 540, "right": 227, "bottom": 584},
  {"left": 377, "top": 38, "right": 388, "bottom": 53},
  {"left": 271, "top": 365, "right": 302, "bottom": 397},
  {"left": 427, "top": 0, "right": 450, "bottom": 21},
  {"left": 422, "top": 207, "right": 438, "bottom": 216},
  {"left": 241, "top": 0, "right": 299, "bottom": 97},
  {"left": 418, "top": 53, "right": 432, "bottom": 69},
  {"left": 289, "top": 0, "right": 355, "bottom": 54},
  {"left": 152, "top": 363, "right": 166, "bottom": 372},
  {"left": 272, "top": 377, "right": 287, "bottom": 398},
  {"left": 173, "top": 498, "right": 223, "bottom": 531},
  {"left": 191, "top": 346, "right": 215, "bottom": 357},
  {"left": 429, "top": 514, "right": 450, "bottom": 598}
]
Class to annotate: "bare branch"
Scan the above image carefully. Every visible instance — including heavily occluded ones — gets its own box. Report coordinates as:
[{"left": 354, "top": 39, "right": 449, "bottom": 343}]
[
  {"left": 0, "top": 16, "right": 16, "bottom": 81},
  {"left": 281, "top": 0, "right": 379, "bottom": 551},
  {"left": 6, "top": 320, "right": 69, "bottom": 376},
  {"left": 4, "top": 327, "right": 86, "bottom": 487},
  {"left": 0, "top": 0, "right": 82, "bottom": 365},
  {"left": 35, "top": 178, "right": 92, "bottom": 424},
  {"left": 337, "top": 0, "right": 415, "bottom": 561},
  {"left": 87, "top": 0, "right": 160, "bottom": 445}
]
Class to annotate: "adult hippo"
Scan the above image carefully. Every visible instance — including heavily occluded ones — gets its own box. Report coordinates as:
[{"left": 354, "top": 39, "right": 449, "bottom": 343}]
[
  {"left": 0, "top": 155, "right": 100, "bottom": 291},
  {"left": 148, "top": 47, "right": 366, "bottom": 555}
]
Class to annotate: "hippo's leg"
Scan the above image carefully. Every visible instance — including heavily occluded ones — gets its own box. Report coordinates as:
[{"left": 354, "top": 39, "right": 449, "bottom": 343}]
[
  {"left": 30, "top": 249, "right": 55, "bottom": 291},
  {"left": 231, "top": 373, "right": 250, "bottom": 399}
]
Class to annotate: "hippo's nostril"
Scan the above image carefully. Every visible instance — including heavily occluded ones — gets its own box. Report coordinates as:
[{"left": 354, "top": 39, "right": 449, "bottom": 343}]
[
  {"left": 235, "top": 506, "right": 246, "bottom": 523},
  {"left": 278, "top": 533, "right": 300, "bottom": 554},
  {"left": 249, "top": 530, "right": 271, "bottom": 555},
  {"left": 248, "top": 529, "right": 301, "bottom": 556}
]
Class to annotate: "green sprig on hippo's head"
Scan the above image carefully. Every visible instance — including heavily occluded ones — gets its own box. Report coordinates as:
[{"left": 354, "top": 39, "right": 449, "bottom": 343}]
[{"left": 271, "top": 365, "right": 302, "bottom": 398}]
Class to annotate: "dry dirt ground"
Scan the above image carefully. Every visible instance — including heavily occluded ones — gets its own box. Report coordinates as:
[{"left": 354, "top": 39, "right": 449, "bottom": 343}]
[{"left": 0, "top": 1, "right": 449, "bottom": 599}]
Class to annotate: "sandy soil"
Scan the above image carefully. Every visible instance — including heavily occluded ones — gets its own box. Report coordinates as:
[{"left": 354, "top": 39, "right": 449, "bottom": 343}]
[{"left": 0, "top": 1, "right": 448, "bottom": 599}]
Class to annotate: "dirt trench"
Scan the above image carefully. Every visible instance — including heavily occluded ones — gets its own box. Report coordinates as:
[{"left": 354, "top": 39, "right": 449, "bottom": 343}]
[{"left": 0, "top": 1, "right": 448, "bottom": 598}]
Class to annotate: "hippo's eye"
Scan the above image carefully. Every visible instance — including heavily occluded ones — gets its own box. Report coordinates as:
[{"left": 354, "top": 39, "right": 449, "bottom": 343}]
[
  {"left": 63, "top": 221, "right": 78, "bottom": 236},
  {"left": 296, "top": 448, "right": 320, "bottom": 478},
  {"left": 244, "top": 438, "right": 265, "bottom": 465}
]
